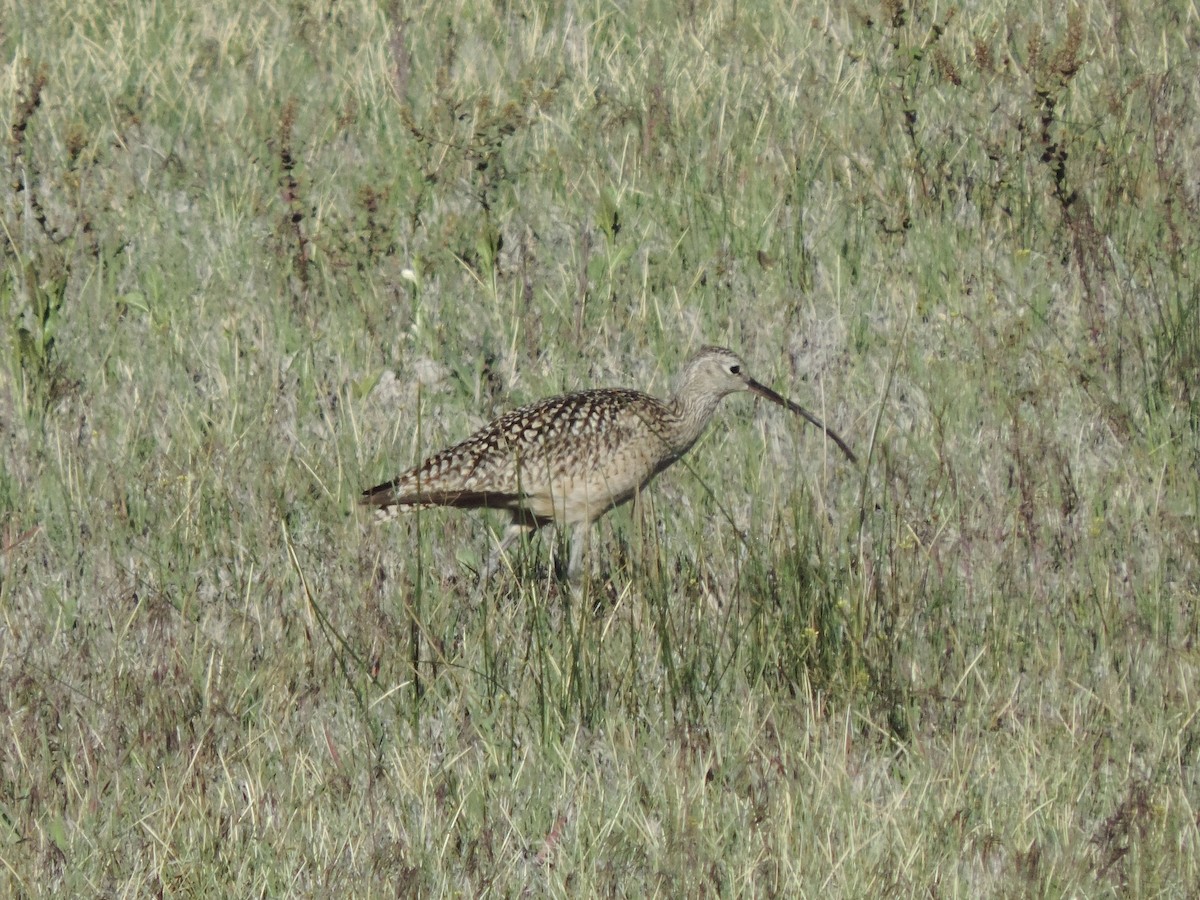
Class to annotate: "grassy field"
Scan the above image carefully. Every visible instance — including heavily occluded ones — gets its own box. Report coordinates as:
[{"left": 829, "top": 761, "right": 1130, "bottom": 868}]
[{"left": 3, "top": 0, "right": 1199, "bottom": 894}]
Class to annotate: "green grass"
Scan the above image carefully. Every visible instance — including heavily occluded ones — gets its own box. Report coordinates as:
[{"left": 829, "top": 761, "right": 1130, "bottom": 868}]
[{"left": 3, "top": 0, "right": 1199, "bottom": 894}]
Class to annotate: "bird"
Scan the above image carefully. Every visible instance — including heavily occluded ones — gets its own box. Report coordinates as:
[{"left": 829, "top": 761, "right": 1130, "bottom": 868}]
[{"left": 361, "top": 346, "right": 856, "bottom": 582}]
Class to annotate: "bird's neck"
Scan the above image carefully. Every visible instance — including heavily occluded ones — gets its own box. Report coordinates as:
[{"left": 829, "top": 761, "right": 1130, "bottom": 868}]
[{"left": 665, "top": 391, "right": 723, "bottom": 456}]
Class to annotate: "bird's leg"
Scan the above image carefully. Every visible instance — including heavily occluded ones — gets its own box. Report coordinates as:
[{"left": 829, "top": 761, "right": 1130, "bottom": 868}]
[
  {"left": 478, "top": 519, "right": 535, "bottom": 591},
  {"left": 565, "top": 522, "right": 590, "bottom": 583}
]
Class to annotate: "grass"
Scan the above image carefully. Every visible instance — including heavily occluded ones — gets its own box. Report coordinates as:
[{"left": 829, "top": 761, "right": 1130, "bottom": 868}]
[{"left": 2, "top": 0, "right": 1199, "bottom": 894}]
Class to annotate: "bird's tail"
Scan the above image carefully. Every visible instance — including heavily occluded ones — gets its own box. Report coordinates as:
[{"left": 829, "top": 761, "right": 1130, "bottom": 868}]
[{"left": 360, "top": 478, "right": 524, "bottom": 520}]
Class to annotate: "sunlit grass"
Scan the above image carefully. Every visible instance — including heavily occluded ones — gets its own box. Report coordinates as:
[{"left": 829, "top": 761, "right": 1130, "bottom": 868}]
[{"left": 1, "top": 0, "right": 1198, "bottom": 894}]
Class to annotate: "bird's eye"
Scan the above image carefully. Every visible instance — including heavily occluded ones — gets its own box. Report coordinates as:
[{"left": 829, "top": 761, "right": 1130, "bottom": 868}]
[{"left": 729, "top": 365, "right": 740, "bottom": 375}]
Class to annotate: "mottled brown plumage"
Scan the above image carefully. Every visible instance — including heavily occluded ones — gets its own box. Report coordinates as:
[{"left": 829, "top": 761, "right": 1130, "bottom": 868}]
[{"left": 362, "top": 347, "right": 855, "bottom": 579}]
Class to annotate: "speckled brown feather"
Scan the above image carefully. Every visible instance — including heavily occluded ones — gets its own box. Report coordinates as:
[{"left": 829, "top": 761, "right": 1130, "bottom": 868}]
[{"left": 360, "top": 388, "right": 680, "bottom": 526}]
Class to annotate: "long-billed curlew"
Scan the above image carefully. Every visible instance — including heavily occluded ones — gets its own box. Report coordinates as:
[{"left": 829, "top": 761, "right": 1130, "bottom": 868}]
[{"left": 361, "top": 346, "right": 856, "bottom": 580}]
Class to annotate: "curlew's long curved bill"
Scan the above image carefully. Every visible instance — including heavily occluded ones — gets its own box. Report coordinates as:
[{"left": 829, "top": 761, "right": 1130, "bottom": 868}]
[{"left": 747, "top": 379, "right": 858, "bottom": 464}]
